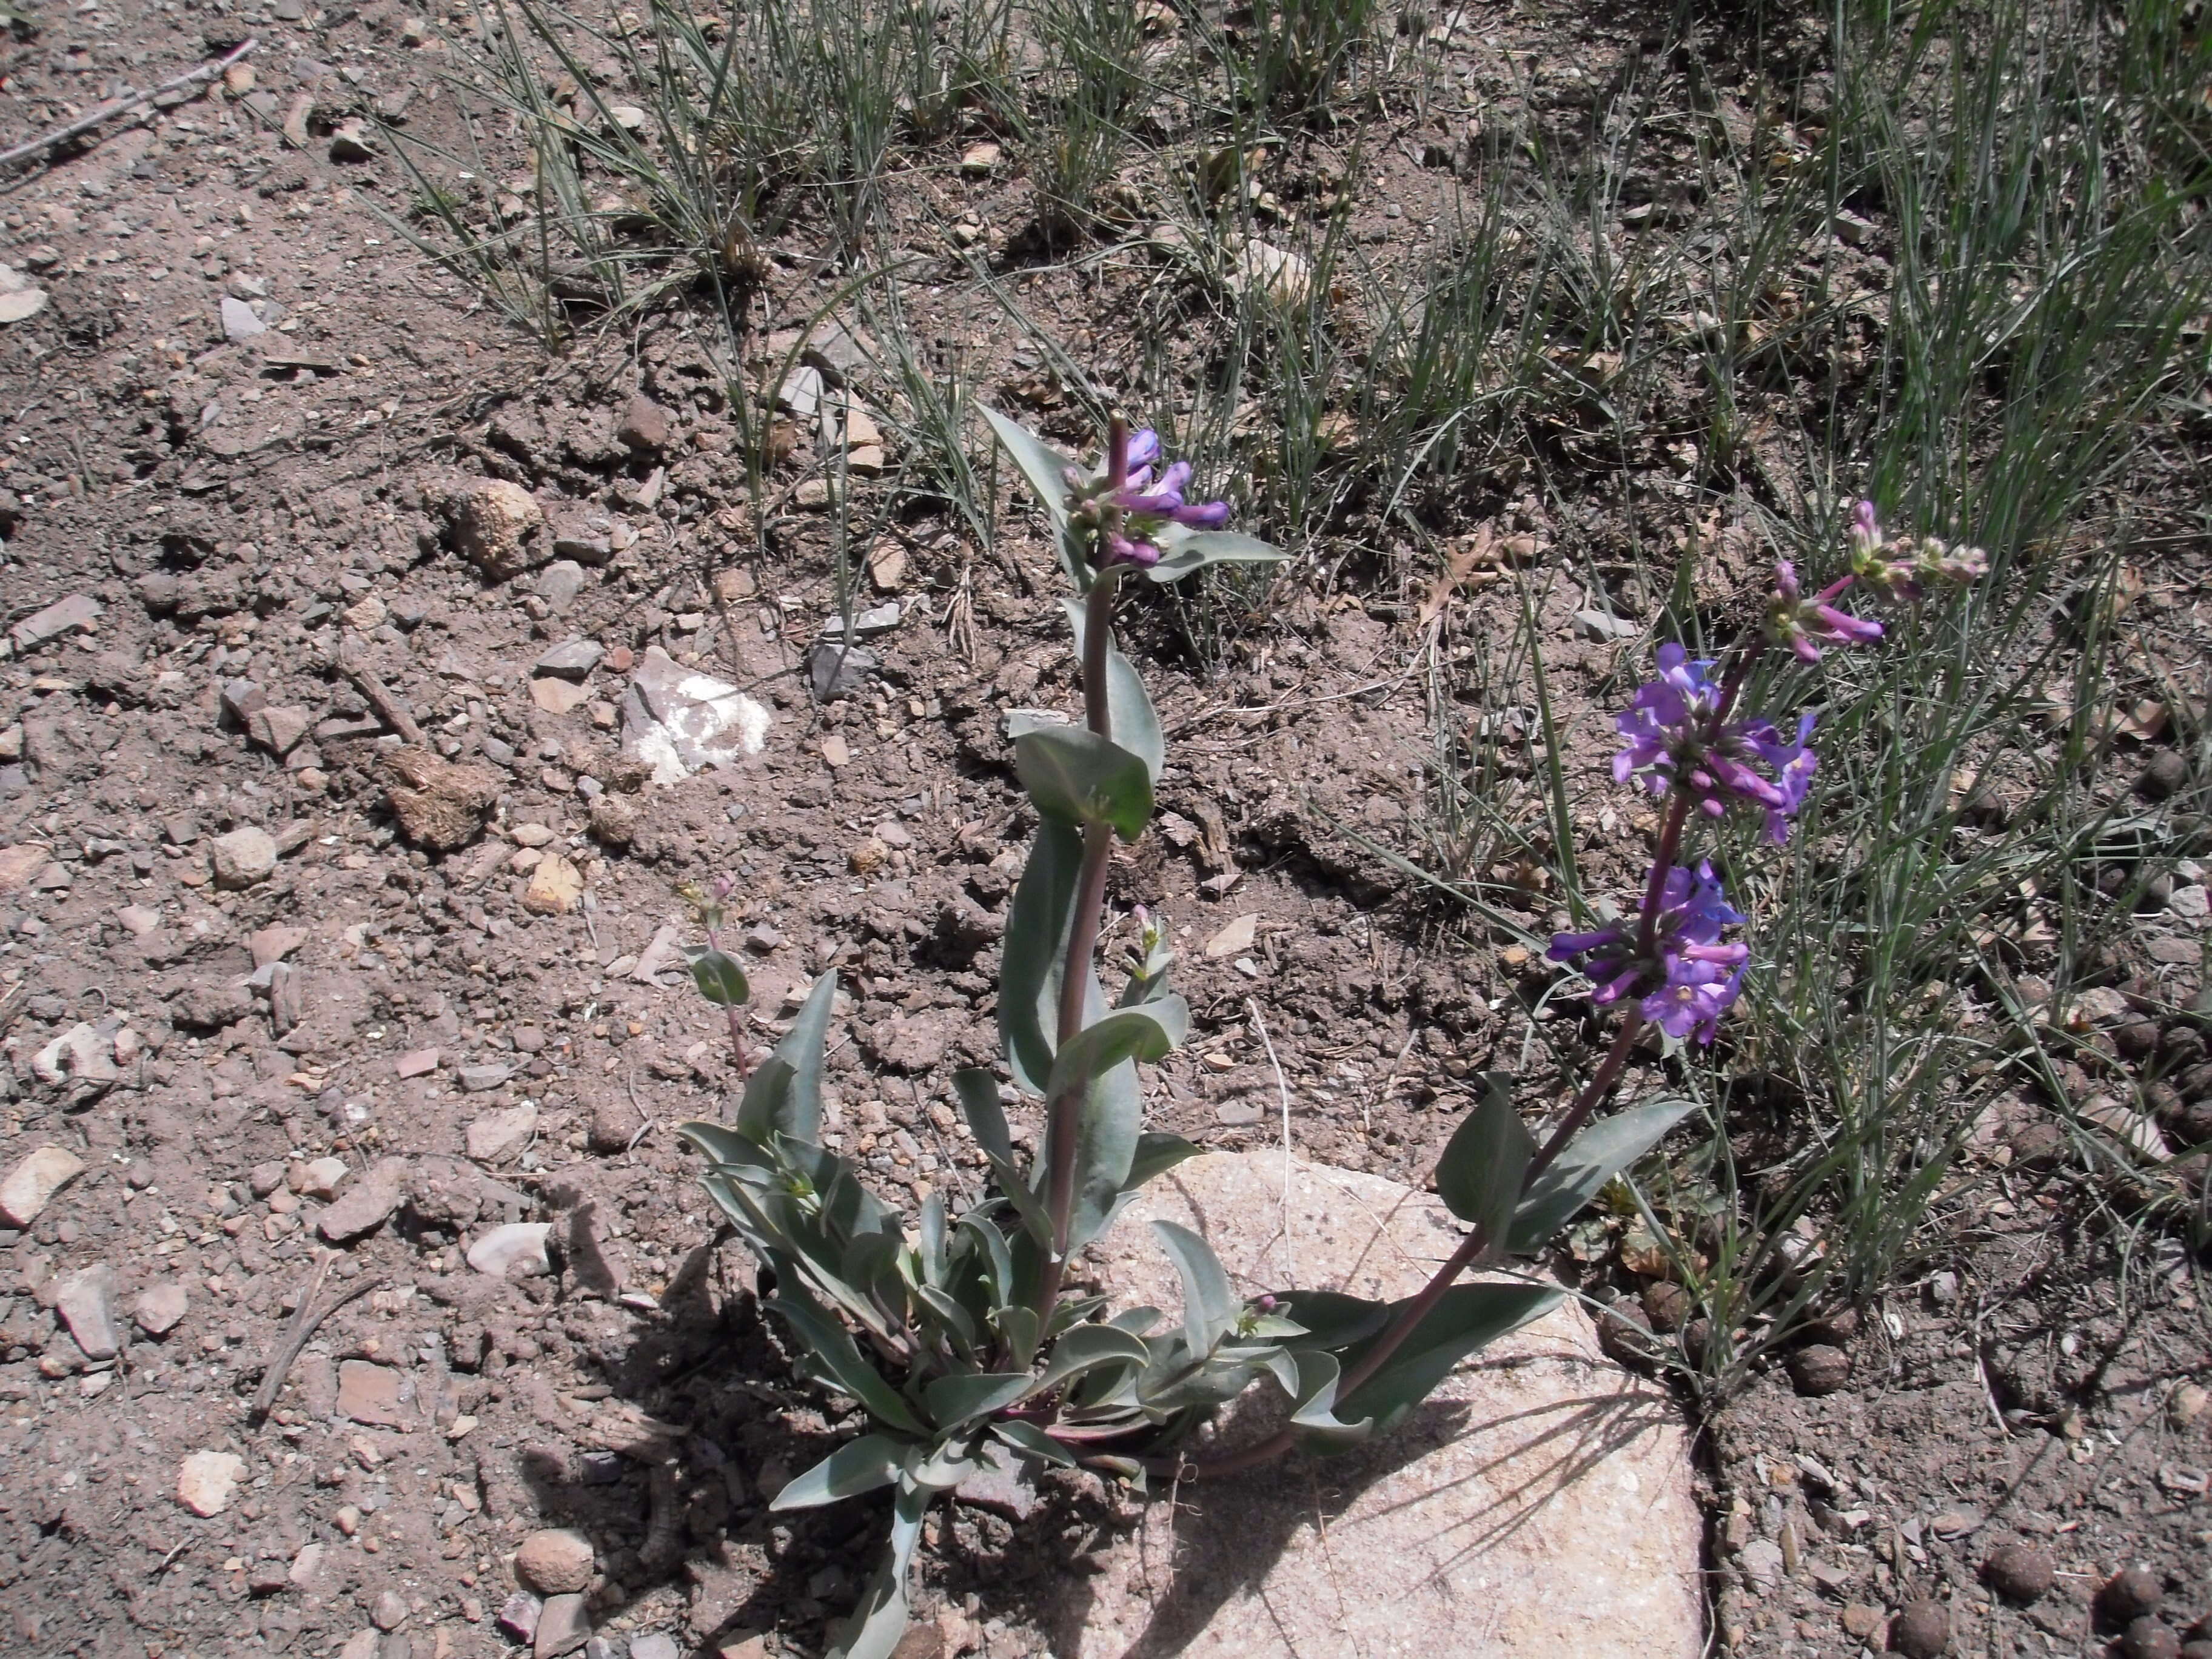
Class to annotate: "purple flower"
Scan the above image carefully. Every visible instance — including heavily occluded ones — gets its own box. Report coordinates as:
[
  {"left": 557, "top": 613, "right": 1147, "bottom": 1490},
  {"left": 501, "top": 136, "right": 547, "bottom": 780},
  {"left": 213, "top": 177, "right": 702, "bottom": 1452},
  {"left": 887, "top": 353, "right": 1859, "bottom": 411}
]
[
  {"left": 1549, "top": 862, "right": 1749, "bottom": 1042},
  {"left": 1614, "top": 643, "right": 1818, "bottom": 842},
  {"left": 1065, "top": 421, "right": 1232, "bottom": 569},
  {"left": 1113, "top": 460, "right": 1233, "bottom": 529},
  {"left": 1101, "top": 531, "right": 1161, "bottom": 570},
  {"left": 1768, "top": 560, "right": 1886, "bottom": 662}
]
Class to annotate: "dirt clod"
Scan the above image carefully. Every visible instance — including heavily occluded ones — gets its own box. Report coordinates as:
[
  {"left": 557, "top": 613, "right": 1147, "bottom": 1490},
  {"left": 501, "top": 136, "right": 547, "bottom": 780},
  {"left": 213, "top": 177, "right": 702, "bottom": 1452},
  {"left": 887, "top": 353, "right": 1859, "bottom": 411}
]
[
  {"left": 1887, "top": 1599, "right": 1951, "bottom": 1657},
  {"left": 1786, "top": 1342, "right": 1852, "bottom": 1396},
  {"left": 1983, "top": 1540, "right": 2056, "bottom": 1604},
  {"left": 2104, "top": 1569, "right": 2166, "bottom": 1625},
  {"left": 2121, "top": 1617, "right": 2184, "bottom": 1659},
  {"left": 383, "top": 748, "right": 503, "bottom": 850}
]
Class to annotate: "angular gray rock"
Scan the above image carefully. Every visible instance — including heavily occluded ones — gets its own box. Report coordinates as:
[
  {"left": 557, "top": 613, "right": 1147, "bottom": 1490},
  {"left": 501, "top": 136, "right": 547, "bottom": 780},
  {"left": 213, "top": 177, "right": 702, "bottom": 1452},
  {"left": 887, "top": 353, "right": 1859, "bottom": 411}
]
[
  {"left": 533, "top": 639, "right": 603, "bottom": 680},
  {"left": 533, "top": 1592, "right": 591, "bottom": 1658}
]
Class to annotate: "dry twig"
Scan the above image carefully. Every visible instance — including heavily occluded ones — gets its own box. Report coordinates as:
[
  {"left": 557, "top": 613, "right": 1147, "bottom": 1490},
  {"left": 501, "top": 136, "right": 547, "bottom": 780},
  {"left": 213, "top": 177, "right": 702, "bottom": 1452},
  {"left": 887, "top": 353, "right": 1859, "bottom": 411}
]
[
  {"left": 0, "top": 40, "right": 259, "bottom": 173},
  {"left": 250, "top": 1256, "right": 389, "bottom": 1421}
]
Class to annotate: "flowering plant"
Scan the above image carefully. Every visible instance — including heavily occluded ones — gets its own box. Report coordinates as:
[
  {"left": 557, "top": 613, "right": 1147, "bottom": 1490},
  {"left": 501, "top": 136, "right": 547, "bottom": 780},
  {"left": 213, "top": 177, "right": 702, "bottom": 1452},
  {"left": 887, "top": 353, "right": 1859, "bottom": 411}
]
[{"left": 670, "top": 415, "right": 1974, "bottom": 1657}]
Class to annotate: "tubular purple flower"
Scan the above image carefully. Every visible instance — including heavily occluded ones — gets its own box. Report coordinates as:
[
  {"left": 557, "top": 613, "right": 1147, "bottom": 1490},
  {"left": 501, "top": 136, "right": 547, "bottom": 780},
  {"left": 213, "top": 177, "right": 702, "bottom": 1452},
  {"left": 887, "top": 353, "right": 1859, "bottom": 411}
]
[
  {"left": 1768, "top": 560, "right": 1886, "bottom": 662},
  {"left": 1614, "top": 643, "right": 1818, "bottom": 842},
  {"left": 1101, "top": 531, "right": 1161, "bottom": 570},
  {"left": 1548, "top": 861, "right": 1749, "bottom": 1043},
  {"left": 1067, "top": 422, "right": 1231, "bottom": 568}
]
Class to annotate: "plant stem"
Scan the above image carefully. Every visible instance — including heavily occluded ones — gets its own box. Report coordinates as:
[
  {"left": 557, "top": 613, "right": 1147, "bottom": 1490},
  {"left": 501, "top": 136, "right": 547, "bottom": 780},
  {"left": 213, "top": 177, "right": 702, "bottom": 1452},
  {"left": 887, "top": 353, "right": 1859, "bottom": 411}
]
[
  {"left": 1036, "top": 566, "right": 1123, "bottom": 1315},
  {"left": 1133, "top": 1007, "right": 1648, "bottom": 1479},
  {"left": 1133, "top": 625, "right": 1779, "bottom": 1478}
]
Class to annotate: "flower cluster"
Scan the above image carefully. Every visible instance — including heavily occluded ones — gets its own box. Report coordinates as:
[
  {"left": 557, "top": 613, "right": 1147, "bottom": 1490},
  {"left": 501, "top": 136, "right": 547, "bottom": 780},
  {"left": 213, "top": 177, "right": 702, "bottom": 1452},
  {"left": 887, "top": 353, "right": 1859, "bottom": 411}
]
[
  {"left": 1614, "top": 645, "right": 1817, "bottom": 843},
  {"left": 1558, "top": 500, "right": 1988, "bottom": 1047},
  {"left": 1065, "top": 426, "right": 1230, "bottom": 570},
  {"left": 1548, "top": 862, "right": 1749, "bottom": 1041}
]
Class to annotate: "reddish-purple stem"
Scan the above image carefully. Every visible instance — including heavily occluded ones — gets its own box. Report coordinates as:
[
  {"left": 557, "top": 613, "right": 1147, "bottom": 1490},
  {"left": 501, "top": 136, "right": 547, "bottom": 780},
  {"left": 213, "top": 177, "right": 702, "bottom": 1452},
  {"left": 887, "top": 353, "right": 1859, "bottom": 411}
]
[{"left": 1102, "top": 626, "right": 1780, "bottom": 1479}]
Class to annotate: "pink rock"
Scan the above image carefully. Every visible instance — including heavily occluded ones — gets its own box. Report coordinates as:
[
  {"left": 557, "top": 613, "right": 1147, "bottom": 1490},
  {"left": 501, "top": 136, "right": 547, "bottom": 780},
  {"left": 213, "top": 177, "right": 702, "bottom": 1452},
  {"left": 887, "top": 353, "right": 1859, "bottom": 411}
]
[{"left": 395, "top": 1048, "right": 441, "bottom": 1079}]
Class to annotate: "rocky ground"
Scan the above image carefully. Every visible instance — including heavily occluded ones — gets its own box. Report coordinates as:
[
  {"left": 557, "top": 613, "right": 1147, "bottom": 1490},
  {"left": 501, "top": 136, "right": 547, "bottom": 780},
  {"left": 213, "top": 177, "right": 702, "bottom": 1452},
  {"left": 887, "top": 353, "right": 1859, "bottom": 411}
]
[{"left": 0, "top": 3, "right": 2207, "bottom": 1658}]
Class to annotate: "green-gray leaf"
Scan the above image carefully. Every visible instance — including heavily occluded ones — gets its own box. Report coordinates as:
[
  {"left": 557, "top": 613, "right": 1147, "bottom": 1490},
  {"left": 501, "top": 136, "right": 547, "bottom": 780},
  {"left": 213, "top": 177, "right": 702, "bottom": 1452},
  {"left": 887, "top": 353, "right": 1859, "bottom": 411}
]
[
  {"left": 1061, "top": 596, "right": 1164, "bottom": 783},
  {"left": 1122, "top": 1131, "right": 1201, "bottom": 1193},
  {"left": 1144, "top": 529, "right": 1287, "bottom": 585},
  {"left": 736, "top": 970, "right": 841, "bottom": 1144},
  {"left": 1043, "top": 997, "right": 1188, "bottom": 1105},
  {"left": 1014, "top": 726, "right": 1153, "bottom": 840},
  {"left": 768, "top": 1294, "right": 925, "bottom": 1436},
  {"left": 1433, "top": 1074, "right": 1535, "bottom": 1243},
  {"left": 1506, "top": 1099, "right": 1698, "bottom": 1254},
  {"left": 772, "top": 1433, "right": 908, "bottom": 1509},
  {"left": 823, "top": 1479, "right": 928, "bottom": 1659},
  {"left": 1153, "top": 1219, "right": 1237, "bottom": 1358},
  {"left": 1337, "top": 1284, "right": 1562, "bottom": 1433},
  {"left": 992, "top": 1419, "right": 1078, "bottom": 1467},
  {"left": 683, "top": 945, "right": 751, "bottom": 1008},
  {"left": 979, "top": 404, "right": 1076, "bottom": 531},
  {"left": 999, "top": 819, "right": 1083, "bottom": 1096},
  {"left": 921, "top": 1372, "right": 1033, "bottom": 1431}
]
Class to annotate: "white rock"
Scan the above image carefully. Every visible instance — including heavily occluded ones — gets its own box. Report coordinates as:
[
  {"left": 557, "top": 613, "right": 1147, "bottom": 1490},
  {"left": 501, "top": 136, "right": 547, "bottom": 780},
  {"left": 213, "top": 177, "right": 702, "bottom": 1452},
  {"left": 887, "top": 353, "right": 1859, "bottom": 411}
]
[
  {"left": 1202, "top": 914, "right": 1258, "bottom": 959},
  {"left": 468, "top": 1222, "right": 552, "bottom": 1278},
  {"left": 620, "top": 648, "right": 771, "bottom": 786},
  {"left": 1075, "top": 1153, "right": 1703, "bottom": 1658},
  {"left": 177, "top": 1450, "right": 246, "bottom": 1517},
  {"left": 32, "top": 1021, "right": 119, "bottom": 1086},
  {"left": 0, "top": 1144, "right": 84, "bottom": 1227},
  {"left": 210, "top": 825, "right": 279, "bottom": 888}
]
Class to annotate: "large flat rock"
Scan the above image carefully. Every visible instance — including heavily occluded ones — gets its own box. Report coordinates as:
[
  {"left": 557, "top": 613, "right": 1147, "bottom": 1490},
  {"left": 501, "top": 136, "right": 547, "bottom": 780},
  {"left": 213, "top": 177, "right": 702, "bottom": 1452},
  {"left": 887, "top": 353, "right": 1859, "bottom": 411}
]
[{"left": 1073, "top": 1152, "right": 1703, "bottom": 1658}]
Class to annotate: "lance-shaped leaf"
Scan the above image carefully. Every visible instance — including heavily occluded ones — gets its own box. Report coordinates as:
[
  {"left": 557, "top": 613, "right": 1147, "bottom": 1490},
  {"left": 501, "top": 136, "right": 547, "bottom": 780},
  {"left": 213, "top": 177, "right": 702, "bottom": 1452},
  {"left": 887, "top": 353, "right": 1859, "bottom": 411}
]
[
  {"left": 1015, "top": 726, "right": 1153, "bottom": 841},
  {"left": 823, "top": 1478, "right": 928, "bottom": 1659},
  {"left": 1061, "top": 596, "right": 1165, "bottom": 783},
  {"left": 1028, "top": 1321, "right": 1153, "bottom": 1398},
  {"left": 1152, "top": 1220, "right": 1236, "bottom": 1358},
  {"left": 999, "top": 819, "right": 1083, "bottom": 1096},
  {"left": 979, "top": 404, "right": 1076, "bottom": 531},
  {"left": 737, "top": 969, "right": 841, "bottom": 1144},
  {"left": 1122, "top": 1131, "right": 1201, "bottom": 1194},
  {"left": 952, "top": 1070, "right": 1054, "bottom": 1245},
  {"left": 1506, "top": 1099, "right": 1698, "bottom": 1254},
  {"left": 1144, "top": 529, "right": 1287, "bottom": 585},
  {"left": 767, "top": 1293, "right": 926, "bottom": 1436},
  {"left": 1433, "top": 1074, "right": 1536, "bottom": 1245},
  {"left": 992, "top": 1419, "right": 1078, "bottom": 1467},
  {"left": 1279, "top": 1348, "right": 1374, "bottom": 1449},
  {"left": 772, "top": 1433, "right": 908, "bottom": 1510},
  {"left": 683, "top": 945, "right": 751, "bottom": 1008},
  {"left": 1268, "top": 1289, "right": 1389, "bottom": 1351},
  {"left": 676, "top": 1119, "right": 774, "bottom": 1176},
  {"left": 1336, "top": 1283, "right": 1563, "bottom": 1434},
  {"left": 921, "top": 1372, "right": 1034, "bottom": 1432},
  {"left": 1049, "top": 1055, "right": 1142, "bottom": 1258},
  {"left": 1042, "top": 997, "right": 1188, "bottom": 1105}
]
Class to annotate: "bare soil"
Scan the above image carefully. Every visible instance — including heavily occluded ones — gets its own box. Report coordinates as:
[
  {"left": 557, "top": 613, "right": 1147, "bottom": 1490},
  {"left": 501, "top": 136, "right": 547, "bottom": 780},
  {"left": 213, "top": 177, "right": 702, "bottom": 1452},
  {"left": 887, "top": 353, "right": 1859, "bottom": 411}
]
[{"left": 0, "top": 4, "right": 2205, "bottom": 1658}]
